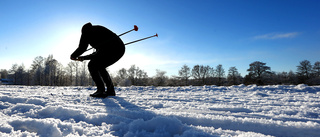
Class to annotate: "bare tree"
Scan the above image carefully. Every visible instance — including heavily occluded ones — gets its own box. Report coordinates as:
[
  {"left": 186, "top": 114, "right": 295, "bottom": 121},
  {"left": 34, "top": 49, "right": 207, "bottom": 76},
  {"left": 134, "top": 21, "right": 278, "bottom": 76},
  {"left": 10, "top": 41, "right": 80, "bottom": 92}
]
[
  {"left": 0, "top": 69, "right": 8, "bottom": 79},
  {"left": 74, "top": 61, "right": 80, "bottom": 86},
  {"left": 115, "top": 68, "right": 130, "bottom": 86},
  {"left": 127, "top": 65, "right": 148, "bottom": 86},
  {"left": 44, "top": 55, "right": 58, "bottom": 86},
  {"left": 287, "top": 70, "right": 297, "bottom": 84},
  {"left": 55, "top": 63, "right": 66, "bottom": 86},
  {"left": 296, "top": 60, "right": 312, "bottom": 83},
  {"left": 178, "top": 64, "right": 191, "bottom": 86},
  {"left": 7, "top": 64, "right": 26, "bottom": 85},
  {"left": 9, "top": 64, "right": 18, "bottom": 84},
  {"left": 16, "top": 64, "right": 26, "bottom": 85},
  {"left": 191, "top": 65, "right": 201, "bottom": 83},
  {"left": 227, "top": 66, "right": 240, "bottom": 85},
  {"left": 30, "top": 56, "right": 44, "bottom": 85},
  {"left": 192, "top": 65, "right": 211, "bottom": 85},
  {"left": 118, "top": 68, "right": 128, "bottom": 80},
  {"left": 79, "top": 61, "right": 88, "bottom": 86},
  {"left": 128, "top": 65, "right": 138, "bottom": 85},
  {"left": 153, "top": 69, "right": 167, "bottom": 86},
  {"left": 313, "top": 61, "right": 320, "bottom": 77},
  {"left": 247, "top": 61, "right": 271, "bottom": 85},
  {"left": 201, "top": 65, "right": 211, "bottom": 84},
  {"left": 216, "top": 64, "right": 225, "bottom": 86},
  {"left": 136, "top": 69, "right": 148, "bottom": 86},
  {"left": 67, "top": 61, "right": 75, "bottom": 86}
]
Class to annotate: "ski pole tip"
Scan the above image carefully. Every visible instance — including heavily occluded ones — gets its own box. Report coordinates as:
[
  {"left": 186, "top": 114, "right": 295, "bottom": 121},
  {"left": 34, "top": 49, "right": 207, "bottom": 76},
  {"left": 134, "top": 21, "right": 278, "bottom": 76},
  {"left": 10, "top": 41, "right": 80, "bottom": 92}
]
[
  {"left": 155, "top": 33, "right": 158, "bottom": 37},
  {"left": 134, "top": 25, "right": 138, "bottom": 31}
]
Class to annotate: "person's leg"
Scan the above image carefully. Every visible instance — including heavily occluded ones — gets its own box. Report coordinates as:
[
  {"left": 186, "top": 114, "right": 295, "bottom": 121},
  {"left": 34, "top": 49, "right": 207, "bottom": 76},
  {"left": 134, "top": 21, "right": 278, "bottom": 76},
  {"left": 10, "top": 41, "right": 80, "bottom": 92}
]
[
  {"left": 94, "top": 41, "right": 125, "bottom": 96},
  {"left": 99, "top": 68, "right": 115, "bottom": 96},
  {"left": 88, "top": 60, "right": 105, "bottom": 92}
]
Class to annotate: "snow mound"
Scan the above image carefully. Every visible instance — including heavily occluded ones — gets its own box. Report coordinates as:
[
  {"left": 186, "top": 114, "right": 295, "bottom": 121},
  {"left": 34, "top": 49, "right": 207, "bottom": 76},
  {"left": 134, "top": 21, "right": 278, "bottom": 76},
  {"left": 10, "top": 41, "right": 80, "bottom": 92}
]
[
  {"left": 124, "top": 116, "right": 183, "bottom": 137},
  {"left": 251, "top": 91, "right": 269, "bottom": 97},
  {"left": 9, "top": 118, "right": 63, "bottom": 137}
]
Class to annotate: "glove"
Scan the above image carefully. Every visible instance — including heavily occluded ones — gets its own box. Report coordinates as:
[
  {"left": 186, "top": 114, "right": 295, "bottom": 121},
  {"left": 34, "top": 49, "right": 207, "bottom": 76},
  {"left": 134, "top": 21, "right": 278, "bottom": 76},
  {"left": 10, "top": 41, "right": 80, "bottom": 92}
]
[
  {"left": 70, "top": 55, "right": 78, "bottom": 60},
  {"left": 77, "top": 56, "right": 84, "bottom": 61},
  {"left": 70, "top": 56, "right": 84, "bottom": 62}
]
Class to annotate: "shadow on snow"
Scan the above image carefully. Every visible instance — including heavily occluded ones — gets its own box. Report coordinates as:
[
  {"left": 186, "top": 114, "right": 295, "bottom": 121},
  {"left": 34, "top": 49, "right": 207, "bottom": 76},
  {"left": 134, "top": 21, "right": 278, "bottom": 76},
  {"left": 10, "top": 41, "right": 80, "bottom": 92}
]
[{"left": 101, "top": 96, "right": 216, "bottom": 137}]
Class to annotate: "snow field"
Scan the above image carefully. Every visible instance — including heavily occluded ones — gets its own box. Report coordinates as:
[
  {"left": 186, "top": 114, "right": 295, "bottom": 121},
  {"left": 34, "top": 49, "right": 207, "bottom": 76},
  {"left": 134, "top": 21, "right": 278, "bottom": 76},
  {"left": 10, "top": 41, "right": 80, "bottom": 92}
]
[{"left": 0, "top": 84, "right": 319, "bottom": 137}]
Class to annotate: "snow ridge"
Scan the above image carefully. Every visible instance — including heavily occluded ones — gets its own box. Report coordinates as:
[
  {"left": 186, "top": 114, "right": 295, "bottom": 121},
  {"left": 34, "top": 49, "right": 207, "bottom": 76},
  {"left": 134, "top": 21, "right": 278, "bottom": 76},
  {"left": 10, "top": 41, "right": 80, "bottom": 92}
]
[{"left": 0, "top": 85, "right": 319, "bottom": 137}]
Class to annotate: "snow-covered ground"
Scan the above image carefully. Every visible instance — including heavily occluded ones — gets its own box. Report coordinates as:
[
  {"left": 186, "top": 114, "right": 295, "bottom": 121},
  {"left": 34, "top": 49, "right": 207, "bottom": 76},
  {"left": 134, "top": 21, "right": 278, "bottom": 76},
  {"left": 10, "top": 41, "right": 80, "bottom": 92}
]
[{"left": 0, "top": 84, "right": 319, "bottom": 137}]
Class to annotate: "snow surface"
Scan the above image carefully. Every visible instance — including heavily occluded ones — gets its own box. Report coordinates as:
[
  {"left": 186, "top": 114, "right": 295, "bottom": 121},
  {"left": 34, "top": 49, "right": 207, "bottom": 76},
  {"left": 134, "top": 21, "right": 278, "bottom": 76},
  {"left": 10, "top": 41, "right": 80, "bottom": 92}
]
[{"left": 0, "top": 84, "right": 320, "bottom": 137}]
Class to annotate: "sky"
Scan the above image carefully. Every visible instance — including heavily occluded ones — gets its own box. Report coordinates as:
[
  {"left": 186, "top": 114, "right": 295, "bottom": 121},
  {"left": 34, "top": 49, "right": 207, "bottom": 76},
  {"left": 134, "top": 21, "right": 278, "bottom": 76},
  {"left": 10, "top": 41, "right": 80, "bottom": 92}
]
[{"left": 0, "top": 0, "right": 319, "bottom": 77}]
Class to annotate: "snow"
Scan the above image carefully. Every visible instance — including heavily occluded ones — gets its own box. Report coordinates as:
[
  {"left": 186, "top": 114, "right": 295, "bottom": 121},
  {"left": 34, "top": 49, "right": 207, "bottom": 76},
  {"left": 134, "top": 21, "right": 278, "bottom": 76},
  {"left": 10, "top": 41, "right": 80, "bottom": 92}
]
[{"left": 0, "top": 84, "right": 319, "bottom": 137}]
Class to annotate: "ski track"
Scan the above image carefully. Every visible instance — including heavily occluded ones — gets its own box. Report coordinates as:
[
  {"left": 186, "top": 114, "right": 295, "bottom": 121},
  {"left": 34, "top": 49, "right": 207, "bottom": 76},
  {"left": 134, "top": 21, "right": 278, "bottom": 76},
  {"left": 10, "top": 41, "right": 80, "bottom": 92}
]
[{"left": 0, "top": 84, "right": 320, "bottom": 137}]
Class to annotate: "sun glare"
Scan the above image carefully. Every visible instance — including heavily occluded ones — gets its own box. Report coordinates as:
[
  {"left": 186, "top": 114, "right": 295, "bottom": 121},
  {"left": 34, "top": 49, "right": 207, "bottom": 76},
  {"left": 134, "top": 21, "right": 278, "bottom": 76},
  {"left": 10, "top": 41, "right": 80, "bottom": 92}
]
[{"left": 50, "top": 29, "right": 81, "bottom": 66}]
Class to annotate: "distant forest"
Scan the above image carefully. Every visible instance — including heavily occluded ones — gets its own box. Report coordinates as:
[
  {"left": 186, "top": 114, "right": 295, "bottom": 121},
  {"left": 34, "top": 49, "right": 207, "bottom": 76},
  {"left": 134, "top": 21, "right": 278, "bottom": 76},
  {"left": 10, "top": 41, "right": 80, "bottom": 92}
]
[{"left": 1, "top": 54, "right": 320, "bottom": 86}]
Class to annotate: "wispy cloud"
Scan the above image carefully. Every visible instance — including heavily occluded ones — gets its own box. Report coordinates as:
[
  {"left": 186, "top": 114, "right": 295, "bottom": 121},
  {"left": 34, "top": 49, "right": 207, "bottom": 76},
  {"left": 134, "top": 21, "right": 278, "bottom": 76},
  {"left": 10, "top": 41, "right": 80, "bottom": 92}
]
[{"left": 254, "top": 32, "right": 299, "bottom": 40}]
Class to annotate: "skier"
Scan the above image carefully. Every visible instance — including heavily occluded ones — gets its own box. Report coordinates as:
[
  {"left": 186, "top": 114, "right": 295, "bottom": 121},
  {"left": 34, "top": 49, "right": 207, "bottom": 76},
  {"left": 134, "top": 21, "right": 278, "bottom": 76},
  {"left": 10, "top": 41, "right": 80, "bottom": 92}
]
[{"left": 70, "top": 22, "right": 125, "bottom": 97}]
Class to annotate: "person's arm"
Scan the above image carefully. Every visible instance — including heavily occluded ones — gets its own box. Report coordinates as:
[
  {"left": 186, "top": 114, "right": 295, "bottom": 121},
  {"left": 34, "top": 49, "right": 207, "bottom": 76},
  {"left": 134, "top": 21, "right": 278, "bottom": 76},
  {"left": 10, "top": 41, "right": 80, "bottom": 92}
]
[
  {"left": 77, "top": 51, "right": 98, "bottom": 61},
  {"left": 70, "top": 33, "right": 89, "bottom": 60}
]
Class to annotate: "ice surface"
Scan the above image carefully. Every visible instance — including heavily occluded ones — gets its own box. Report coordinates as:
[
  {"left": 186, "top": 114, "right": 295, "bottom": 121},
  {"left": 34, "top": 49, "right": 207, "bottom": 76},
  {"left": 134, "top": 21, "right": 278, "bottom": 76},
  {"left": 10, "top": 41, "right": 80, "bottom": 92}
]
[{"left": 0, "top": 85, "right": 319, "bottom": 137}]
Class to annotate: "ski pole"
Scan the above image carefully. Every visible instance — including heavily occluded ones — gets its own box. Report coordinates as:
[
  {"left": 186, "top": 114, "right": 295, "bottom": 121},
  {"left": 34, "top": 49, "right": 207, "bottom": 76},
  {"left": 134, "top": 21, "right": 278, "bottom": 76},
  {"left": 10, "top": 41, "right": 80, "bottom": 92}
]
[
  {"left": 124, "top": 33, "right": 158, "bottom": 46},
  {"left": 118, "top": 25, "right": 138, "bottom": 36},
  {"left": 85, "top": 25, "right": 139, "bottom": 51}
]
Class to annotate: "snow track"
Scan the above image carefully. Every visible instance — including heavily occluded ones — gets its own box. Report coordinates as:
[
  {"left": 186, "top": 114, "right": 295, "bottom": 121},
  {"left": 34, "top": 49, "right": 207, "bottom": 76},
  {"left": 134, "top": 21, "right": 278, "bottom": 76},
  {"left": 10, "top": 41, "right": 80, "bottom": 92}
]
[{"left": 0, "top": 85, "right": 319, "bottom": 137}]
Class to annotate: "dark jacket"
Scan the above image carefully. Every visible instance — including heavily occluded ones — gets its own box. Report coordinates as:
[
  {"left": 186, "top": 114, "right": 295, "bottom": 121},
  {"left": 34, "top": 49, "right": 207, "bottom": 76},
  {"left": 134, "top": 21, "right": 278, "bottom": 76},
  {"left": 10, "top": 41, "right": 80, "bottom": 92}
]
[{"left": 71, "top": 23, "right": 125, "bottom": 60}]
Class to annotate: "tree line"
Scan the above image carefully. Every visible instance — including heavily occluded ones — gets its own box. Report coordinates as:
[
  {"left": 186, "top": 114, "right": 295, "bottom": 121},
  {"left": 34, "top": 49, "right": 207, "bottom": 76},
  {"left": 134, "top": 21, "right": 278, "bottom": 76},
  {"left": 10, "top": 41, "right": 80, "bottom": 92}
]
[
  {"left": 0, "top": 55, "right": 92, "bottom": 86},
  {"left": 1, "top": 55, "right": 320, "bottom": 86}
]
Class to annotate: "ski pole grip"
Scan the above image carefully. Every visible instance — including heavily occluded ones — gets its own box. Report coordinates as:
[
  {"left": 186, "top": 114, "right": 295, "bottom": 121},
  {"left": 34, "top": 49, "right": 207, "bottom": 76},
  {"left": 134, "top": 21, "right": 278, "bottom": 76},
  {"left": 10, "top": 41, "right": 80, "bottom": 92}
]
[{"left": 134, "top": 25, "right": 138, "bottom": 31}]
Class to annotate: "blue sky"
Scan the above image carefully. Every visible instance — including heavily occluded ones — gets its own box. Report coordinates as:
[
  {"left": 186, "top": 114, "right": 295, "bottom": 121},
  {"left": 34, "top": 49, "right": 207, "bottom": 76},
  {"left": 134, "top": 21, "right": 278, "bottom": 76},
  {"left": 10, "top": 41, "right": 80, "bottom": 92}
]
[{"left": 0, "top": 0, "right": 319, "bottom": 77}]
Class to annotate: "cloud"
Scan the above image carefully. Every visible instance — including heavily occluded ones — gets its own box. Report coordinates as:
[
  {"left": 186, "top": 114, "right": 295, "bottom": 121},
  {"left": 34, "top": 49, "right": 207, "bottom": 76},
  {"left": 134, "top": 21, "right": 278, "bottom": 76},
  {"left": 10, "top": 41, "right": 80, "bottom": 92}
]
[{"left": 254, "top": 32, "right": 299, "bottom": 40}]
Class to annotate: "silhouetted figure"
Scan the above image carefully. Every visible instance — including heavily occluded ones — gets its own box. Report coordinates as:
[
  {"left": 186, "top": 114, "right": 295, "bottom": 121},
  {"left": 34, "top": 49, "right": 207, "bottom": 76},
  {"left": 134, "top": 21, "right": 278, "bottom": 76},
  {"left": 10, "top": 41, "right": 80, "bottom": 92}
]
[{"left": 71, "top": 22, "right": 125, "bottom": 97}]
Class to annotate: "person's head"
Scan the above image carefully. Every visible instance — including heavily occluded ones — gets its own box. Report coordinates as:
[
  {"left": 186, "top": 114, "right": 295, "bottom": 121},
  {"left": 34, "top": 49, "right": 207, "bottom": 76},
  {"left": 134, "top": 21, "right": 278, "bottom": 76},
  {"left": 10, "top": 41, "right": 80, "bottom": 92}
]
[{"left": 82, "top": 22, "right": 92, "bottom": 33}]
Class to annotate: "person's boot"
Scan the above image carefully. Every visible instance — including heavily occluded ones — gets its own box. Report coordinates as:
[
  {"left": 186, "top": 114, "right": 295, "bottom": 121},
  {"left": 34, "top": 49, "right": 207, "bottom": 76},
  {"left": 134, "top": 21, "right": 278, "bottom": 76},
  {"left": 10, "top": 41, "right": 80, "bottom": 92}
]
[
  {"left": 90, "top": 90, "right": 107, "bottom": 98},
  {"left": 106, "top": 86, "right": 116, "bottom": 96}
]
